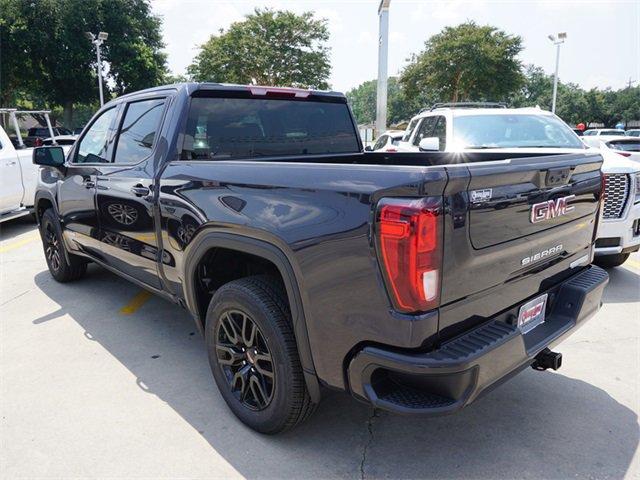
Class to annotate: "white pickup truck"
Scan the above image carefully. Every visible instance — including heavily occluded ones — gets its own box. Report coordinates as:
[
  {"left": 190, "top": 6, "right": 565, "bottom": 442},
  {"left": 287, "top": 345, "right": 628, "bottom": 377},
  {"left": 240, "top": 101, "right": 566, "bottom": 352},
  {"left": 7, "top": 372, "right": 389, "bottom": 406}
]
[
  {"left": 0, "top": 124, "right": 40, "bottom": 222},
  {"left": 0, "top": 109, "right": 73, "bottom": 223}
]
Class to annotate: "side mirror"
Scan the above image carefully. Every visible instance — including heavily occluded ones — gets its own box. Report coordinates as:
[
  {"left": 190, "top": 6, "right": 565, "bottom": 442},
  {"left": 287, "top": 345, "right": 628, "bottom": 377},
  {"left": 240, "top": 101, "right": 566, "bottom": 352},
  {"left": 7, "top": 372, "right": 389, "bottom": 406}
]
[
  {"left": 364, "top": 145, "right": 373, "bottom": 151},
  {"left": 419, "top": 137, "right": 440, "bottom": 151},
  {"left": 33, "top": 146, "right": 65, "bottom": 168}
]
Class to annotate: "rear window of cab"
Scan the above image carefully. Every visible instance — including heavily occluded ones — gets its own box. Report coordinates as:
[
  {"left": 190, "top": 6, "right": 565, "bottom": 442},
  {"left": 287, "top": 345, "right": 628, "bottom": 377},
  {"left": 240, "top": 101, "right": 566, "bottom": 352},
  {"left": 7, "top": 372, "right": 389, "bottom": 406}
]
[{"left": 180, "top": 96, "right": 360, "bottom": 160}]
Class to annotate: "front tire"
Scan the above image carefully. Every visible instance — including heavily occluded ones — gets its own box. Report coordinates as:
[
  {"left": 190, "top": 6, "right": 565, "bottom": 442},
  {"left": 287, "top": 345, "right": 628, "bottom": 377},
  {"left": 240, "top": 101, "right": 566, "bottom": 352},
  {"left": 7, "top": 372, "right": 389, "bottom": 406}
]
[
  {"left": 39, "top": 208, "right": 87, "bottom": 282},
  {"left": 594, "top": 253, "right": 630, "bottom": 268},
  {"left": 205, "top": 276, "right": 316, "bottom": 434}
]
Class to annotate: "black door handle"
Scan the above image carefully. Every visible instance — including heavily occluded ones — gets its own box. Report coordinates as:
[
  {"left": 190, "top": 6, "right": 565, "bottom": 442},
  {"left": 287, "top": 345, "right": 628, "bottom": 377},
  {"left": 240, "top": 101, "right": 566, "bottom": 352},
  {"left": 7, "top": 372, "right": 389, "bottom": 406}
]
[{"left": 130, "top": 185, "right": 150, "bottom": 197}]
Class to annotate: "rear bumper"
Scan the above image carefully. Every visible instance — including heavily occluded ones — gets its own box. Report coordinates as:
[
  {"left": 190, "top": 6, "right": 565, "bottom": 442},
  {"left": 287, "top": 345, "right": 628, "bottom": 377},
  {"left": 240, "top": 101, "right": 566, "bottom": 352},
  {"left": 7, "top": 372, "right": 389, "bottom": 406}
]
[{"left": 347, "top": 265, "right": 609, "bottom": 415}]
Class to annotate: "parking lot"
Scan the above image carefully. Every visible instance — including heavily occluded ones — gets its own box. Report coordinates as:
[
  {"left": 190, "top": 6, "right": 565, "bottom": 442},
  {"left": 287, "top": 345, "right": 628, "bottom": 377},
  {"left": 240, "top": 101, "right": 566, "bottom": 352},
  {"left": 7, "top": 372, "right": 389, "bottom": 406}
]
[{"left": 1, "top": 216, "right": 638, "bottom": 479}]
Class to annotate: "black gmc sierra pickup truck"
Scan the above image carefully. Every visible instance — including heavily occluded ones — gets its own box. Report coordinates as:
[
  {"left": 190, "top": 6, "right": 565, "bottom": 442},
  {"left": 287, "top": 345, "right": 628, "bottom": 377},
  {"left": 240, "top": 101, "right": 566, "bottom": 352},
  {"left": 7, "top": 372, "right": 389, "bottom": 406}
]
[{"left": 33, "top": 83, "right": 608, "bottom": 433}]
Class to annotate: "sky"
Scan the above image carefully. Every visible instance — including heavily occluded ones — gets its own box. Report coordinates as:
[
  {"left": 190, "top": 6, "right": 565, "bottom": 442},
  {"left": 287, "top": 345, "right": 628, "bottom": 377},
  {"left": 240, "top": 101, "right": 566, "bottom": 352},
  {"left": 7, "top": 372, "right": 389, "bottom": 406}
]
[{"left": 151, "top": 0, "right": 640, "bottom": 93}]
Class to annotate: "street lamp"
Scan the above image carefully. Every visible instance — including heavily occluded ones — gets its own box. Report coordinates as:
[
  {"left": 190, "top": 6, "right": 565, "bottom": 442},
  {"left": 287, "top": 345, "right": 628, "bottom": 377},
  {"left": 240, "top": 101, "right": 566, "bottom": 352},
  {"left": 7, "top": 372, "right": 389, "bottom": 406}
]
[
  {"left": 548, "top": 32, "right": 567, "bottom": 114},
  {"left": 376, "top": 0, "right": 391, "bottom": 136},
  {"left": 85, "top": 31, "right": 109, "bottom": 106}
]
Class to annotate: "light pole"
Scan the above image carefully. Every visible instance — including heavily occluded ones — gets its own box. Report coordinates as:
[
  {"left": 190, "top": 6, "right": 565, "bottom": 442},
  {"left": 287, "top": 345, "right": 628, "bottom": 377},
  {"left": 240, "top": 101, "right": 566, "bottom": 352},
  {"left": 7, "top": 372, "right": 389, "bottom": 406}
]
[
  {"left": 376, "top": 0, "right": 391, "bottom": 136},
  {"left": 85, "top": 31, "right": 109, "bottom": 106},
  {"left": 547, "top": 32, "right": 567, "bottom": 114}
]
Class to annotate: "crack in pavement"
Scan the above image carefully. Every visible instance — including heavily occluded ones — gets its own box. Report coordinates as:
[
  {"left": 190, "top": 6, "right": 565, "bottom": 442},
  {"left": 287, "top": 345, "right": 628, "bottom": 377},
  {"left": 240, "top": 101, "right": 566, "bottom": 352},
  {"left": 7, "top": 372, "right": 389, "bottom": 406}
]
[
  {"left": 0, "top": 289, "right": 31, "bottom": 306},
  {"left": 360, "top": 408, "right": 379, "bottom": 479}
]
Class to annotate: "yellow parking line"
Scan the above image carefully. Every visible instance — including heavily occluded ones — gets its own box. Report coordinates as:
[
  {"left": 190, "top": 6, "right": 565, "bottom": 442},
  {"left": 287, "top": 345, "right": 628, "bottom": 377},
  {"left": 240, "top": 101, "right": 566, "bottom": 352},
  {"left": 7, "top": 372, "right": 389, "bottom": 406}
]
[
  {"left": 626, "top": 259, "right": 640, "bottom": 270},
  {"left": 0, "top": 233, "right": 40, "bottom": 254},
  {"left": 119, "top": 290, "right": 152, "bottom": 315}
]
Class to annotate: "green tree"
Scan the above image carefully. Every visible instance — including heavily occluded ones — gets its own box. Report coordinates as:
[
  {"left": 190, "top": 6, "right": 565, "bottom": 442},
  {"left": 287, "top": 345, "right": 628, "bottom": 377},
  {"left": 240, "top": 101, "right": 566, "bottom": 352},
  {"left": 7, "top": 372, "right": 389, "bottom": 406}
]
[
  {"left": 510, "top": 65, "right": 589, "bottom": 125},
  {"left": 400, "top": 22, "right": 524, "bottom": 103},
  {"left": 188, "top": 8, "right": 331, "bottom": 89},
  {"left": 346, "top": 77, "right": 428, "bottom": 125},
  {"left": 0, "top": 0, "right": 167, "bottom": 125}
]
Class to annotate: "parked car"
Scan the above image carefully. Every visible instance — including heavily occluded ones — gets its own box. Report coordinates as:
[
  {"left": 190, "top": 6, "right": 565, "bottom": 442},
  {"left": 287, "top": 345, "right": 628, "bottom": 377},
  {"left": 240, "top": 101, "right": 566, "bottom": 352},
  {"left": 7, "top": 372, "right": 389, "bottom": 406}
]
[
  {"left": 33, "top": 83, "right": 608, "bottom": 434},
  {"left": 588, "top": 140, "right": 640, "bottom": 267},
  {"left": 0, "top": 109, "right": 74, "bottom": 222},
  {"left": 398, "top": 103, "right": 639, "bottom": 267},
  {"left": 24, "top": 126, "right": 73, "bottom": 147},
  {"left": 599, "top": 137, "right": 640, "bottom": 163},
  {"left": 366, "top": 130, "right": 404, "bottom": 152},
  {"left": 581, "top": 129, "right": 626, "bottom": 145},
  {"left": 625, "top": 129, "right": 640, "bottom": 138},
  {"left": 397, "top": 103, "right": 587, "bottom": 154},
  {"left": 42, "top": 135, "right": 77, "bottom": 146},
  {"left": 0, "top": 125, "right": 40, "bottom": 222}
]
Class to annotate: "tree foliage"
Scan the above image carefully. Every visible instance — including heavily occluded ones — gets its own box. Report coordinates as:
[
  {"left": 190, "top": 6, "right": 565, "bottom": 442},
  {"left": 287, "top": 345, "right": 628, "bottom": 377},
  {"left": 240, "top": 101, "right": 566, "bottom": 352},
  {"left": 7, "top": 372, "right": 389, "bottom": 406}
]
[
  {"left": 511, "top": 65, "right": 640, "bottom": 126},
  {"left": 188, "top": 8, "right": 331, "bottom": 89},
  {"left": 0, "top": 0, "right": 167, "bottom": 126},
  {"left": 346, "top": 77, "right": 424, "bottom": 125},
  {"left": 400, "top": 21, "right": 524, "bottom": 103}
]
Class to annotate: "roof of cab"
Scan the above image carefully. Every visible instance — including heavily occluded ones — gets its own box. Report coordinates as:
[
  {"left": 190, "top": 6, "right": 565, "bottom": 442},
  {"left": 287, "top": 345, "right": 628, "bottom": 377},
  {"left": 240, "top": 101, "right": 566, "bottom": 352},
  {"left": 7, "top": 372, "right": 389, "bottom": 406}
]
[{"left": 112, "top": 82, "right": 346, "bottom": 103}]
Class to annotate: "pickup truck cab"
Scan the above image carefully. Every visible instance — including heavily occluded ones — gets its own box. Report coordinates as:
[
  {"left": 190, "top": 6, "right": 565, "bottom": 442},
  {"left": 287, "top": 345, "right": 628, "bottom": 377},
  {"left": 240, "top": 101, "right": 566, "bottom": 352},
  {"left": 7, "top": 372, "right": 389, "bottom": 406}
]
[{"left": 33, "top": 83, "right": 608, "bottom": 433}]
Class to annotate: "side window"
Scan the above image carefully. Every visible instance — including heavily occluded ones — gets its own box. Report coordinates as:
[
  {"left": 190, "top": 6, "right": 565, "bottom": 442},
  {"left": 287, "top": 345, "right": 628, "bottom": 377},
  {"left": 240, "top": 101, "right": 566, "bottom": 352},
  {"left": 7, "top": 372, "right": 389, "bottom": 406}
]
[
  {"left": 373, "top": 135, "right": 387, "bottom": 150},
  {"left": 413, "top": 117, "right": 437, "bottom": 145},
  {"left": 402, "top": 118, "right": 419, "bottom": 142},
  {"left": 74, "top": 108, "right": 118, "bottom": 163},
  {"left": 113, "top": 98, "right": 166, "bottom": 164},
  {"left": 432, "top": 116, "right": 447, "bottom": 151}
]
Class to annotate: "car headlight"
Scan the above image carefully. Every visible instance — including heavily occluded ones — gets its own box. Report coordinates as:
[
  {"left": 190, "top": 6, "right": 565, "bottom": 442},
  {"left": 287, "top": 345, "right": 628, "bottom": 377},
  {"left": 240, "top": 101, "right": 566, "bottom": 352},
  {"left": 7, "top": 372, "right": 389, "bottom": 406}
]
[{"left": 635, "top": 172, "right": 640, "bottom": 202}]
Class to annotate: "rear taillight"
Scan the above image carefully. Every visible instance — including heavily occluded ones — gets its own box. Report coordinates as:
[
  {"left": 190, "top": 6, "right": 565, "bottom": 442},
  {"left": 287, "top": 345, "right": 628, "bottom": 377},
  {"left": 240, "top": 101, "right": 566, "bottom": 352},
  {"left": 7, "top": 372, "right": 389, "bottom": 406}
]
[
  {"left": 616, "top": 151, "right": 631, "bottom": 157},
  {"left": 34, "top": 137, "right": 43, "bottom": 147},
  {"left": 376, "top": 197, "right": 442, "bottom": 313},
  {"left": 385, "top": 148, "right": 397, "bottom": 153}
]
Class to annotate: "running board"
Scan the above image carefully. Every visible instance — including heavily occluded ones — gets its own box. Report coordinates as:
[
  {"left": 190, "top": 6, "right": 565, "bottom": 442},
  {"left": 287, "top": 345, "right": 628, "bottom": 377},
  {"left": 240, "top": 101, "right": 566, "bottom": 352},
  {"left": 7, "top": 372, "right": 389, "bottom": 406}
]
[{"left": 0, "top": 208, "right": 31, "bottom": 223}]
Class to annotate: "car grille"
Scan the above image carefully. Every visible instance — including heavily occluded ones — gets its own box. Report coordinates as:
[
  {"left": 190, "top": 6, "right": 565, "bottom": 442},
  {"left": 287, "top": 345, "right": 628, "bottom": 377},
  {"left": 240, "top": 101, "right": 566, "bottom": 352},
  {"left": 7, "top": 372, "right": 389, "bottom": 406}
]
[{"left": 603, "top": 173, "right": 630, "bottom": 219}]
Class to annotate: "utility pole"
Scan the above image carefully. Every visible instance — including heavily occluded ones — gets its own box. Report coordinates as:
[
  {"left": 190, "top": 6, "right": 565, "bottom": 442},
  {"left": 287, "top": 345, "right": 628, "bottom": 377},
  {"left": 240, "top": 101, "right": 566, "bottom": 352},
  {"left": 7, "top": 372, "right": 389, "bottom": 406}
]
[
  {"left": 627, "top": 77, "right": 636, "bottom": 89},
  {"left": 376, "top": 0, "right": 391, "bottom": 136},
  {"left": 85, "top": 31, "right": 109, "bottom": 106},
  {"left": 548, "top": 32, "right": 566, "bottom": 114}
]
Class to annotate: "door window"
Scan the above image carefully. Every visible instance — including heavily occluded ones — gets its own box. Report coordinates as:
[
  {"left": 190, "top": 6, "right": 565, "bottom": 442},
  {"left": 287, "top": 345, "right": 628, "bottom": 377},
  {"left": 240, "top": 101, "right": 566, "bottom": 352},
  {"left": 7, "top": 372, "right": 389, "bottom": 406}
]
[
  {"left": 402, "top": 118, "right": 419, "bottom": 142},
  {"left": 413, "top": 117, "right": 437, "bottom": 146},
  {"left": 113, "top": 98, "right": 166, "bottom": 164},
  {"left": 373, "top": 135, "right": 388, "bottom": 150},
  {"left": 432, "top": 116, "right": 447, "bottom": 151},
  {"left": 74, "top": 108, "right": 117, "bottom": 163}
]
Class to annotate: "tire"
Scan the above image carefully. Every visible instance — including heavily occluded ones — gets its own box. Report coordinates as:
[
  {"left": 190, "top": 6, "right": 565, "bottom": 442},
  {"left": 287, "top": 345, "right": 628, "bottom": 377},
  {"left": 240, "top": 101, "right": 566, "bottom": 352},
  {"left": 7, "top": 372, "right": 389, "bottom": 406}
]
[
  {"left": 205, "top": 275, "right": 317, "bottom": 434},
  {"left": 594, "top": 253, "right": 630, "bottom": 268},
  {"left": 39, "top": 208, "right": 87, "bottom": 282}
]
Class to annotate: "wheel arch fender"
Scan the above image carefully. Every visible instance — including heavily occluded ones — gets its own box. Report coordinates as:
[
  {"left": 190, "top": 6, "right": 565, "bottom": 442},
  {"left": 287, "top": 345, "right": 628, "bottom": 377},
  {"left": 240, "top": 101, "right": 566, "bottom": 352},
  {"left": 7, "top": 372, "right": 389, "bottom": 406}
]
[
  {"left": 34, "top": 190, "right": 59, "bottom": 224},
  {"left": 182, "top": 230, "right": 321, "bottom": 402}
]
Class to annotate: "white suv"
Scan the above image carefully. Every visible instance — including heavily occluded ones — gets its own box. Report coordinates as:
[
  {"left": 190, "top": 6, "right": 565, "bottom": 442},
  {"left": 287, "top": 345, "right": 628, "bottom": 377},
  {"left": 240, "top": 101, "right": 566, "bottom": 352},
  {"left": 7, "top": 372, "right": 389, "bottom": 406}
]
[
  {"left": 397, "top": 103, "right": 640, "bottom": 267},
  {"left": 397, "top": 103, "right": 585, "bottom": 154}
]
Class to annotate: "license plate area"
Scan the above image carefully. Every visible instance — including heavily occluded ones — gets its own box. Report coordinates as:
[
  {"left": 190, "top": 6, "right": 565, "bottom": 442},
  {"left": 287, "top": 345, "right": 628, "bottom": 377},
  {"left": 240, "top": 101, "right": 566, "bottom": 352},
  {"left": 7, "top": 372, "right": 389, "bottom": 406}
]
[{"left": 518, "top": 293, "right": 548, "bottom": 333}]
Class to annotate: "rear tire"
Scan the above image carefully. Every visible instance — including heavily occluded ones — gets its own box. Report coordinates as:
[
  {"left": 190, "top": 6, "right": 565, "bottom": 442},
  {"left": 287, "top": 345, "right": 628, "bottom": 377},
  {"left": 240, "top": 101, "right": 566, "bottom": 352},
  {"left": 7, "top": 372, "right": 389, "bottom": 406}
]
[
  {"left": 39, "top": 208, "right": 87, "bottom": 282},
  {"left": 594, "top": 253, "right": 630, "bottom": 268},
  {"left": 205, "top": 275, "right": 317, "bottom": 434}
]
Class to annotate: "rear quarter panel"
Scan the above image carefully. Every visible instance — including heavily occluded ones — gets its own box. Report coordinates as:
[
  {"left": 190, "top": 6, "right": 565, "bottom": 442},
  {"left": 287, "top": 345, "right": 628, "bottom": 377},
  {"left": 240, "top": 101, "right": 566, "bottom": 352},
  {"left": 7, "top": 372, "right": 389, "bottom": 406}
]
[{"left": 158, "top": 160, "right": 447, "bottom": 389}]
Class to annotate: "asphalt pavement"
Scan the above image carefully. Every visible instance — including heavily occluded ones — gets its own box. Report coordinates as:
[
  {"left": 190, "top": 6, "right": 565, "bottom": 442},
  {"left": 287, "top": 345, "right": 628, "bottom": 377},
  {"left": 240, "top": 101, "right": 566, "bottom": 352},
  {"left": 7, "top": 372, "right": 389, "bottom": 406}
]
[{"left": 1, "top": 217, "right": 638, "bottom": 479}]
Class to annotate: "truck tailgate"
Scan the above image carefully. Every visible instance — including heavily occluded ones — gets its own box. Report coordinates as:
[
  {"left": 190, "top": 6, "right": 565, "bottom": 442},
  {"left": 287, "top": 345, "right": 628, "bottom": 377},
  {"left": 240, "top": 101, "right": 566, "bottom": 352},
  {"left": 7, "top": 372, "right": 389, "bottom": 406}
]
[{"left": 438, "top": 152, "right": 603, "bottom": 340}]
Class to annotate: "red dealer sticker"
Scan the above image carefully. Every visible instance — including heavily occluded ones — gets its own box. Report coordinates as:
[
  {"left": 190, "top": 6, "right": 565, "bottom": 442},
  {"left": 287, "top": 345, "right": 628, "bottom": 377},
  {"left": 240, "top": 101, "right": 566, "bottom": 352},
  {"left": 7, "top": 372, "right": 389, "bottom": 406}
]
[{"left": 517, "top": 293, "right": 548, "bottom": 333}]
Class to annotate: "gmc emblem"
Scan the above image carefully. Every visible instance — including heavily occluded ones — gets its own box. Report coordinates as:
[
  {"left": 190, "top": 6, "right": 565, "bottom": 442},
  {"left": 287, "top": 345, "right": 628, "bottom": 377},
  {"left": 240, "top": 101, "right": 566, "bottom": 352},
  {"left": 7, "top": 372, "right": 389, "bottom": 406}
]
[{"left": 530, "top": 195, "right": 575, "bottom": 223}]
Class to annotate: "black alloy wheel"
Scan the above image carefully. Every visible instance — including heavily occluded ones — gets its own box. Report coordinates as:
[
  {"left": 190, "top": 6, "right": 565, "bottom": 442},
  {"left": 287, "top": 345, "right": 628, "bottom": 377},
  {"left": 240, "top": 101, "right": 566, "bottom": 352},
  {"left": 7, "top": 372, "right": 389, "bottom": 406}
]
[
  {"left": 43, "top": 221, "right": 62, "bottom": 273},
  {"left": 205, "top": 276, "right": 317, "bottom": 433},
  {"left": 39, "top": 208, "right": 87, "bottom": 282},
  {"left": 215, "top": 309, "right": 275, "bottom": 410}
]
